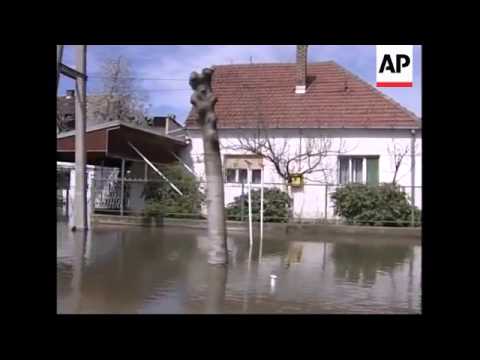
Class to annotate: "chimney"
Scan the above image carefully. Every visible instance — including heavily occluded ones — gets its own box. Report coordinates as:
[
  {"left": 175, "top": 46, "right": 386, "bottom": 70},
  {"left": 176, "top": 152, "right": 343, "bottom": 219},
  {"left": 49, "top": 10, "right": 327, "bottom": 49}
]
[
  {"left": 295, "top": 45, "right": 308, "bottom": 94},
  {"left": 66, "top": 89, "right": 75, "bottom": 99}
]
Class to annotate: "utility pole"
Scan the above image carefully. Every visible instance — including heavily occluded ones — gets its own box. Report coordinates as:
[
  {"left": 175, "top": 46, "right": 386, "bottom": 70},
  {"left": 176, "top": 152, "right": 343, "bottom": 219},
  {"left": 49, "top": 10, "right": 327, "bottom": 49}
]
[
  {"left": 57, "top": 45, "right": 64, "bottom": 89},
  {"left": 57, "top": 46, "right": 89, "bottom": 230},
  {"left": 73, "top": 45, "right": 88, "bottom": 230}
]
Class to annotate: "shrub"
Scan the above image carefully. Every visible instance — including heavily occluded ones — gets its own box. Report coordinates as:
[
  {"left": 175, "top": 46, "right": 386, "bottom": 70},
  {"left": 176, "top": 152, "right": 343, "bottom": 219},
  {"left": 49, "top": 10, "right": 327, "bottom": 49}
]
[
  {"left": 331, "top": 183, "right": 421, "bottom": 227},
  {"left": 142, "top": 164, "right": 205, "bottom": 219},
  {"left": 226, "top": 188, "right": 291, "bottom": 223}
]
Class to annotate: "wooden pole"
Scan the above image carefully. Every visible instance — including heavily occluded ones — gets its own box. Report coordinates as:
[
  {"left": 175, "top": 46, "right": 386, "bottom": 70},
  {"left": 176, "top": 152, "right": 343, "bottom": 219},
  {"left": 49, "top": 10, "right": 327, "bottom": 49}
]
[{"left": 73, "top": 45, "right": 87, "bottom": 230}]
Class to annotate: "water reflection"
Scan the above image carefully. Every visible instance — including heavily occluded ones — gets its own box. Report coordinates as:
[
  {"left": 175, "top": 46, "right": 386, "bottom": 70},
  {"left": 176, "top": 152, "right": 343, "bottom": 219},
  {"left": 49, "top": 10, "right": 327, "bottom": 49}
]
[
  {"left": 331, "top": 243, "right": 413, "bottom": 286},
  {"left": 206, "top": 265, "right": 228, "bottom": 314},
  {"left": 57, "top": 222, "right": 421, "bottom": 314}
]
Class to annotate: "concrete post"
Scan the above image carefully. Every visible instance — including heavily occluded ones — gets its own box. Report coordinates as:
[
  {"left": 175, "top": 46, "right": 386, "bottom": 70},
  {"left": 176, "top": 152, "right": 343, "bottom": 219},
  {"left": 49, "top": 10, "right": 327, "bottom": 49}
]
[
  {"left": 120, "top": 158, "right": 125, "bottom": 216},
  {"left": 410, "top": 129, "right": 416, "bottom": 226},
  {"left": 73, "top": 45, "right": 87, "bottom": 230}
]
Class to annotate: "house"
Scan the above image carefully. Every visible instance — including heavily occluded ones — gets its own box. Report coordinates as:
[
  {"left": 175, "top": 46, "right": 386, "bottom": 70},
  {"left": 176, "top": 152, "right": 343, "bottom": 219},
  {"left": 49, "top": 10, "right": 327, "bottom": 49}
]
[
  {"left": 57, "top": 90, "right": 189, "bottom": 220},
  {"left": 57, "top": 90, "right": 180, "bottom": 132},
  {"left": 184, "top": 45, "right": 422, "bottom": 220}
]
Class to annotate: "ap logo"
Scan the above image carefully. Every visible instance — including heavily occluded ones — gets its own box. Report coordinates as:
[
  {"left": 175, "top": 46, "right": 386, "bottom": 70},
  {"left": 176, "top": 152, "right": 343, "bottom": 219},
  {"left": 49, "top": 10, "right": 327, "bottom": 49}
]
[{"left": 376, "top": 45, "right": 413, "bottom": 87}]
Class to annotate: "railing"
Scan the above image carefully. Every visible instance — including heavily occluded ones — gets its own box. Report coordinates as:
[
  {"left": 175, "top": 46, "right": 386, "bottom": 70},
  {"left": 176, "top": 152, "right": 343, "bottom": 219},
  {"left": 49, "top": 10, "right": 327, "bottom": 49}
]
[{"left": 82, "top": 177, "right": 422, "bottom": 227}]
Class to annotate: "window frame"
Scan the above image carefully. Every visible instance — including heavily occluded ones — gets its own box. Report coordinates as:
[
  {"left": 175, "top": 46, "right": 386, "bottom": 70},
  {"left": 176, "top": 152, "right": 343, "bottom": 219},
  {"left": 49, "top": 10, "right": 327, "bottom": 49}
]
[
  {"left": 224, "top": 167, "right": 263, "bottom": 184},
  {"left": 338, "top": 155, "right": 379, "bottom": 185}
]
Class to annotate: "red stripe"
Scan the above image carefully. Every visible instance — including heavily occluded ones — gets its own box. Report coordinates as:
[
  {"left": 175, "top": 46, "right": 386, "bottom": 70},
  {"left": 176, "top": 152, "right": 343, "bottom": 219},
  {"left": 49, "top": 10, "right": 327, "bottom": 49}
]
[{"left": 376, "top": 82, "right": 413, "bottom": 87}]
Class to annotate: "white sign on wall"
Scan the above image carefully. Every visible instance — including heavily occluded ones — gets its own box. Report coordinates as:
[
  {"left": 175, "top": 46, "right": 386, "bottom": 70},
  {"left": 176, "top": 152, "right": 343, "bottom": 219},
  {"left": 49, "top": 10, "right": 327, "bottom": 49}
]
[{"left": 376, "top": 45, "right": 413, "bottom": 87}]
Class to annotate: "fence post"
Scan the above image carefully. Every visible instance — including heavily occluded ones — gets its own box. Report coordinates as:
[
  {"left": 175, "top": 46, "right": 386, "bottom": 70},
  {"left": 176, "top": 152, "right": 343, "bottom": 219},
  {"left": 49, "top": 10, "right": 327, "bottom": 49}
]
[
  {"left": 120, "top": 158, "right": 125, "bottom": 216},
  {"left": 66, "top": 186, "right": 69, "bottom": 217},
  {"left": 240, "top": 180, "right": 245, "bottom": 222},
  {"left": 324, "top": 184, "right": 328, "bottom": 223},
  {"left": 410, "top": 129, "right": 416, "bottom": 227},
  {"left": 411, "top": 186, "right": 415, "bottom": 227}
]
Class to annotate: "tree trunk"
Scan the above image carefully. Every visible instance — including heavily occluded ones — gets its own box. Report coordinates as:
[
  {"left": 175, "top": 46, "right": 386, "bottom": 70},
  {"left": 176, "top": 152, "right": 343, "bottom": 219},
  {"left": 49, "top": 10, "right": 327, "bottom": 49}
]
[
  {"left": 206, "top": 264, "right": 228, "bottom": 313},
  {"left": 189, "top": 68, "right": 228, "bottom": 265}
]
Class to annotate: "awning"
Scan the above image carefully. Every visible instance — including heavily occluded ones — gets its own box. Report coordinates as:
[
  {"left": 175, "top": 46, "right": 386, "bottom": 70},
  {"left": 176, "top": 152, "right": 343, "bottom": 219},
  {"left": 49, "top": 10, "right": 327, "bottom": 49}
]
[{"left": 57, "top": 120, "right": 189, "bottom": 166}]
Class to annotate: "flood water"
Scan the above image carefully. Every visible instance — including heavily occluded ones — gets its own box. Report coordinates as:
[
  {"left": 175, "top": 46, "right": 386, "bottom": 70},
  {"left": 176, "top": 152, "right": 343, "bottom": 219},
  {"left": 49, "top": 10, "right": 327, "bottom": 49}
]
[{"left": 57, "top": 221, "right": 421, "bottom": 314}]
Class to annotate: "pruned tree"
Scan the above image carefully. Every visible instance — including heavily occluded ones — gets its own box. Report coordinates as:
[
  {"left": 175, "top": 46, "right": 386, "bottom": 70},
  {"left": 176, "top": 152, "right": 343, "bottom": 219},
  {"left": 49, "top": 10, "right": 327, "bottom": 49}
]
[
  {"left": 388, "top": 141, "right": 410, "bottom": 185},
  {"left": 89, "top": 56, "right": 150, "bottom": 125},
  {"left": 189, "top": 68, "right": 228, "bottom": 265}
]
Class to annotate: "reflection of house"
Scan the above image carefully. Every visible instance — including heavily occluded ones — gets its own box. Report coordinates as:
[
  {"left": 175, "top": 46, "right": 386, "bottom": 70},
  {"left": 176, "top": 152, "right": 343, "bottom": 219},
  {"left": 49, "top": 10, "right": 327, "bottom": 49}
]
[{"left": 184, "top": 46, "right": 422, "bottom": 220}]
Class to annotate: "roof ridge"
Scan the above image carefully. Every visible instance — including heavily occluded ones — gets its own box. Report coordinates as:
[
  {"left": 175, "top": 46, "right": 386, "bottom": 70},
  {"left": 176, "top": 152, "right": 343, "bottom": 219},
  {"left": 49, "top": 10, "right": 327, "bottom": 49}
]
[
  {"left": 330, "top": 62, "right": 421, "bottom": 126},
  {"left": 213, "top": 61, "right": 335, "bottom": 68}
]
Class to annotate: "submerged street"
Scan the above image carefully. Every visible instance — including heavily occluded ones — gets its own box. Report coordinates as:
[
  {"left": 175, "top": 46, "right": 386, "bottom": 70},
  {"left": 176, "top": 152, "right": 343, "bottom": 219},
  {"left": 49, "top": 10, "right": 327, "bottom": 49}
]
[{"left": 57, "top": 222, "right": 421, "bottom": 314}]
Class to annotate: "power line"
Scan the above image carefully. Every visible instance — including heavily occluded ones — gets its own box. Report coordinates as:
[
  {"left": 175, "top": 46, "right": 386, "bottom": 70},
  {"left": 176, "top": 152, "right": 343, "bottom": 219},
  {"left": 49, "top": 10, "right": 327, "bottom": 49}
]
[{"left": 88, "top": 75, "right": 188, "bottom": 81}]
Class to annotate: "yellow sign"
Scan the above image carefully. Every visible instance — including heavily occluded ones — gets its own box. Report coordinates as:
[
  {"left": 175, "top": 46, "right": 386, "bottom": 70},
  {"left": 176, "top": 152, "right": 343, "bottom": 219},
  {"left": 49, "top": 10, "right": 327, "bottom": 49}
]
[{"left": 289, "top": 174, "right": 304, "bottom": 187}]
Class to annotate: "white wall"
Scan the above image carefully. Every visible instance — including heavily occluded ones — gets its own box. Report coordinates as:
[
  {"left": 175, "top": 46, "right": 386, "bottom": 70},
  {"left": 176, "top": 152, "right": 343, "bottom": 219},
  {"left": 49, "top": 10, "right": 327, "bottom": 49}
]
[{"left": 184, "top": 128, "right": 422, "bottom": 220}]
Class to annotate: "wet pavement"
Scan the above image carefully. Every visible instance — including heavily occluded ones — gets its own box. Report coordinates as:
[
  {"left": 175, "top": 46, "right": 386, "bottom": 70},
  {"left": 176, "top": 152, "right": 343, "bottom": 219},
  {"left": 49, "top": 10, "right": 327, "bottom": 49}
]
[{"left": 57, "top": 221, "right": 421, "bottom": 314}]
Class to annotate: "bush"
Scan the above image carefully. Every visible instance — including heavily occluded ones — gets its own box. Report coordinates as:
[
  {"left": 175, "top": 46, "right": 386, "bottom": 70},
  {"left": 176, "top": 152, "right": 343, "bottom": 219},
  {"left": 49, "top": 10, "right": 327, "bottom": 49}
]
[
  {"left": 226, "top": 188, "right": 291, "bottom": 223},
  {"left": 142, "top": 164, "right": 205, "bottom": 219},
  {"left": 331, "top": 183, "right": 421, "bottom": 227}
]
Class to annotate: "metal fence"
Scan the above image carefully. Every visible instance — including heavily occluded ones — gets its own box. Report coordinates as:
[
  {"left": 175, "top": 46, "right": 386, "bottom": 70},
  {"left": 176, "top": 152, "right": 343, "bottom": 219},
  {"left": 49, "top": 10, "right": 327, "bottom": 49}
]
[{"left": 57, "top": 163, "right": 422, "bottom": 227}]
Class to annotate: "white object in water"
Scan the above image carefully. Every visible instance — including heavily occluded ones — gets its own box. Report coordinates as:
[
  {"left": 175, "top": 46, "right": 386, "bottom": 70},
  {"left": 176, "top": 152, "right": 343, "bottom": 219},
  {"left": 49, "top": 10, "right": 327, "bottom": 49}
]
[{"left": 270, "top": 275, "right": 277, "bottom": 294}]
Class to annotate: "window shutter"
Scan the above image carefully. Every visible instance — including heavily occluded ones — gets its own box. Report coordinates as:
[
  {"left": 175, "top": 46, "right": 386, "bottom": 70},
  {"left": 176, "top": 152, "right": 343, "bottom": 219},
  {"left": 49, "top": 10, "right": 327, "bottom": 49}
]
[{"left": 366, "top": 158, "right": 379, "bottom": 185}]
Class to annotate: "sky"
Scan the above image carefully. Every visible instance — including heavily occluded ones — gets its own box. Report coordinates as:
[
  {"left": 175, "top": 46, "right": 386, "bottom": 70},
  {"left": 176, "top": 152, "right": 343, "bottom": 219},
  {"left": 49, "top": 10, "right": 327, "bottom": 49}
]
[{"left": 58, "top": 45, "right": 422, "bottom": 124}]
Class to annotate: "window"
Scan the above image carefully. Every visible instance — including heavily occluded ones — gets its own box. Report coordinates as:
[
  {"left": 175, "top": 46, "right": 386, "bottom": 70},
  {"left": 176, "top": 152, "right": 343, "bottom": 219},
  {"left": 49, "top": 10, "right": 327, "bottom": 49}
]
[
  {"left": 226, "top": 169, "right": 236, "bottom": 183},
  {"left": 224, "top": 168, "right": 263, "bottom": 184},
  {"left": 238, "top": 169, "right": 248, "bottom": 183},
  {"left": 252, "top": 169, "right": 262, "bottom": 184},
  {"left": 339, "top": 157, "right": 349, "bottom": 185},
  {"left": 351, "top": 158, "right": 363, "bottom": 183},
  {"left": 366, "top": 157, "right": 379, "bottom": 185},
  {"left": 339, "top": 156, "right": 379, "bottom": 185},
  {"left": 224, "top": 155, "right": 263, "bottom": 184}
]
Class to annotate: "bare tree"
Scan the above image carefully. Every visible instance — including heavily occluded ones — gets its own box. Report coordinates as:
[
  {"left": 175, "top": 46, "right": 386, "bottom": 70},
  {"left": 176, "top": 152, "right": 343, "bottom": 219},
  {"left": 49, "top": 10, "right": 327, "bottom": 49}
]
[
  {"left": 388, "top": 141, "right": 410, "bottom": 185},
  {"left": 189, "top": 68, "right": 228, "bottom": 265},
  {"left": 225, "top": 123, "right": 345, "bottom": 185},
  {"left": 89, "top": 56, "right": 150, "bottom": 125}
]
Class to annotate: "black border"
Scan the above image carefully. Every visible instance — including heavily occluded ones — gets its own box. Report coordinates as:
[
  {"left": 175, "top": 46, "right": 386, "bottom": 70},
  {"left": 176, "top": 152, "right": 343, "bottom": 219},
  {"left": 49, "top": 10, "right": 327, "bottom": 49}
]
[{"left": 20, "top": 29, "right": 448, "bottom": 333}]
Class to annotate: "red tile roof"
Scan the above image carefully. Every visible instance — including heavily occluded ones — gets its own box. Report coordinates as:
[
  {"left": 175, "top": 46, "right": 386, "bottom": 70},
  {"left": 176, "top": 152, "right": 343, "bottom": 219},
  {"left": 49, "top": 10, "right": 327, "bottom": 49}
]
[{"left": 185, "top": 61, "right": 421, "bottom": 129}]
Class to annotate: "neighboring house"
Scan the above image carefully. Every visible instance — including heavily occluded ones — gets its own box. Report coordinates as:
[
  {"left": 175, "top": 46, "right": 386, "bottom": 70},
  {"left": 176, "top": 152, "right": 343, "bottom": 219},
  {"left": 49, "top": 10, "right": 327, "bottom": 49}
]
[
  {"left": 184, "top": 46, "right": 422, "bottom": 220},
  {"left": 57, "top": 90, "right": 169, "bottom": 131},
  {"left": 57, "top": 90, "right": 189, "bottom": 217}
]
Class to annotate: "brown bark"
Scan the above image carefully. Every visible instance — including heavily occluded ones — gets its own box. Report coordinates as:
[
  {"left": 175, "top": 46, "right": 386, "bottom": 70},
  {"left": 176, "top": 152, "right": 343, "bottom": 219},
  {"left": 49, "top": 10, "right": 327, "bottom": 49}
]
[{"left": 189, "top": 68, "right": 228, "bottom": 265}]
